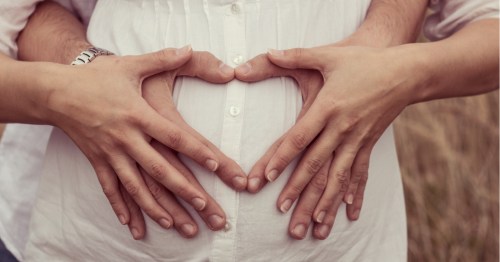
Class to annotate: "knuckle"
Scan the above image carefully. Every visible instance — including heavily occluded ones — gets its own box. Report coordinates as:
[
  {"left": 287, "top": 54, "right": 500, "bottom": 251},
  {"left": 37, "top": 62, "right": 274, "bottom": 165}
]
[
  {"left": 290, "top": 132, "right": 309, "bottom": 150},
  {"left": 288, "top": 182, "right": 306, "bottom": 196},
  {"left": 123, "top": 181, "right": 140, "bottom": 197},
  {"left": 148, "top": 183, "right": 164, "bottom": 200},
  {"left": 102, "top": 185, "right": 118, "bottom": 199},
  {"left": 335, "top": 169, "right": 350, "bottom": 193},
  {"left": 149, "top": 162, "right": 167, "bottom": 181},
  {"left": 166, "top": 131, "right": 183, "bottom": 149},
  {"left": 310, "top": 173, "right": 328, "bottom": 191},
  {"left": 274, "top": 154, "right": 291, "bottom": 169},
  {"left": 304, "top": 157, "right": 324, "bottom": 174}
]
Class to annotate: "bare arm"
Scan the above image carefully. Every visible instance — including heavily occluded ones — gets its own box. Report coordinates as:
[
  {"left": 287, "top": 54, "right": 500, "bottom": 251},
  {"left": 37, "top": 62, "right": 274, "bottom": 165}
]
[
  {"left": 413, "top": 19, "right": 499, "bottom": 102},
  {"left": 349, "top": 0, "right": 428, "bottom": 46},
  {"left": 17, "top": 0, "right": 91, "bottom": 64},
  {"left": 10, "top": 1, "right": 248, "bottom": 239}
]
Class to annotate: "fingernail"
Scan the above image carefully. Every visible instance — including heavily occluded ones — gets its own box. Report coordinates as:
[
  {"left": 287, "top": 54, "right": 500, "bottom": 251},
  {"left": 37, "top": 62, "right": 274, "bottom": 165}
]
[
  {"left": 208, "top": 215, "right": 225, "bottom": 230},
  {"left": 131, "top": 227, "right": 141, "bottom": 240},
  {"left": 265, "top": 169, "right": 279, "bottom": 182},
  {"left": 181, "top": 224, "right": 196, "bottom": 236},
  {"left": 159, "top": 218, "right": 172, "bottom": 229},
  {"left": 292, "top": 224, "right": 306, "bottom": 239},
  {"left": 118, "top": 215, "right": 127, "bottom": 225},
  {"left": 191, "top": 197, "right": 207, "bottom": 211},
  {"left": 316, "top": 211, "right": 326, "bottom": 223},
  {"left": 219, "top": 63, "right": 234, "bottom": 75},
  {"left": 268, "top": 49, "right": 284, "bottom": 56},
  {"left": 205, "top": 159, "right": 219, "bottom": 172},
  {"left": 316, "top": 224, "right": 330, "bottom": 239},
  {"left": 232, "top": 176, "right": 247, "bottom": 190},
  {"left": 248, "top": 178, "right": 262, "bottom": 192},
  {"left": 176, "top": 45, "right": 192, "bottom": 56},
  {"left": 236, "top": 63, "right": 252, "bottom": 75},
  {"left": 279, "top": 199, "right": 293, "bottom": 213},
  {"left": 346, "top": 194, "right": 354, "bottom": 205}
]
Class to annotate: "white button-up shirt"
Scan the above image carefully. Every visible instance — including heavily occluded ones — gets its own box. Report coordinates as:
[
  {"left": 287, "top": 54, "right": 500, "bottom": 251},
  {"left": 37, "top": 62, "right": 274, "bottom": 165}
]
[{"left": 0, "top": 0, "right": 497, "bottom": 261}]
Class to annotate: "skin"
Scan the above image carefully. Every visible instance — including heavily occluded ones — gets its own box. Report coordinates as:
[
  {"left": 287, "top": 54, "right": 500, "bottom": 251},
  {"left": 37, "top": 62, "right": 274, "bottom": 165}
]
[
  {"left": 11, "top": 1, "right": 248, "bottom": 239},
  {"left": 242, "top": 17, "right": 499, "bottom": 240},
  {"left": 3, "top": 0, "right": 432, "bottom": 240},
  {"left": 238, "top": 0, "right": 429, "bottom": 239}
]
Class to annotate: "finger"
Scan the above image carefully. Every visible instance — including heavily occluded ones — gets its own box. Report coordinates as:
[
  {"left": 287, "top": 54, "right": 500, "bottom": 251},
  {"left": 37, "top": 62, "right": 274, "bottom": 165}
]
[
  {"left": 163, "top": 115, "right": 247, "bottom": 191},
  {"left": 139, "top": 106, "right": 220, "bottom": 172},
  {"left": 108, "top": 154, "right": 174, "bottom": 229},
  {"left": 177, "top": 51, "right": 234, "bottom": 84},
  {"left": 234, "top": 54, "right": 291, "bottom": 82},
  {"left": 128, "top": 45, "right": 193, "bottom": 77},
  {"left": 142, "top": 172, "right": 199, "bottom": 238},
  {"left": 312, "top": 145, "right": 359, "bottom": 240},
  {"left": 275, "top": 125, "right": 341, "bottom": 207},
  {"left": 124, "top": 137, "right": 211, "bottom": 213},
  {"left": 287, "top": 158, "right": 331, "bottom": 240},
  {"left": 267, "top": 47, "right": 328, "bottom": 71},
  {"left": 121, "top": 185, "right": 147, "bottom": 240},
  {"left": 92, "top": 161, "right": 130, "bottom": 226},
  {"left": 346, "top": 145, "right": 373, "bottom": 220},
  {"left": 247, "top": 135, "right": 285, "bottom": 193},
  {"left": 142, "top": 83, "right": 247, "bottom": 191},
  {"left": 343, "top": 145, "right": 372, "bottom": 206},
  {"left": 264, "top": 103, "right": 329, "bottom": 182},
  {"left": 152, "top": 142, "right": 227, "bottom": 231}
]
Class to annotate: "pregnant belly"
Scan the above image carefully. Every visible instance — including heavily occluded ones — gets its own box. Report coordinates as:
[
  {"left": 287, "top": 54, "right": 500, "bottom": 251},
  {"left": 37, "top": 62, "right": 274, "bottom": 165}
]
[{"left": 25, "top": 77, "right": 406, "bottom": 261}]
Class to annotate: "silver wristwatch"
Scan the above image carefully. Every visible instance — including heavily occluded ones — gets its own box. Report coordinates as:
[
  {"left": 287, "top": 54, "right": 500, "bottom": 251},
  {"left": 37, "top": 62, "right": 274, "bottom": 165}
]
[{"left": 70, "top": 47, "right": 114, "bottom": 65}]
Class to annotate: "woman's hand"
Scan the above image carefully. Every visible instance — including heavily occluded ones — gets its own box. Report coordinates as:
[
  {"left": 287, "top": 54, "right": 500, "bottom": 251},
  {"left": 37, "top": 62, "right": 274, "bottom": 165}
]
[
  {"left": 124, "top": 51, "right": 246, "bottom": 239},
  {"left": 235, "top": 54, "right": 330, "bottom": 239},
  {"left": 42, "top": 47, "right": 247, "bottom": 239},
  {"left": 256, "top": 45, "right": 416, "bottom": 238}
]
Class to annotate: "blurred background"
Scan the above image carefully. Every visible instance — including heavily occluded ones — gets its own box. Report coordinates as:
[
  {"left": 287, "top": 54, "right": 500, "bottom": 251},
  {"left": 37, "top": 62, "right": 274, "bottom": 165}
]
[
  {"left": 395, "top": 91, "right": 499, "bottom": 261},
  {"left": 0, "top": 91, "right": 497, "bottom": 261}
]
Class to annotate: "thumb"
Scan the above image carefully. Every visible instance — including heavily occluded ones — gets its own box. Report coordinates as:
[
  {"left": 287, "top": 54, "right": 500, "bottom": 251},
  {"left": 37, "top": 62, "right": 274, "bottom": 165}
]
[
  {"left": 177, "top": 51, "right": 234, "bottom": 84},
  {"left": 235, "top": 54, "right": 291, "bottom": 82},
  {"left": 128, "top": 45, "right": 193, "bottom": 77},
  {"left": 267, "top": 47, "right": 326, "bottom": 70}
]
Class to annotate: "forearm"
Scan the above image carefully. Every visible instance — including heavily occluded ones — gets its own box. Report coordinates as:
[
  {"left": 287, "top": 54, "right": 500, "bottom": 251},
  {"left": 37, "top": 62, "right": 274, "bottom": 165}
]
[
  {"left": 411, "top": 19, "right": 499, "bottom": 102},
  {"left": 0, "top": 53, "right": 60, "bottom": 123},
  {"left": 0, "top": 1, "right": 88, "bottom": 124},
  {"left": 345, "top": 0, "right": 428, "bottom": 47},
  {"left": 17, "top": 0, "right": 91, "bottom": 64}
]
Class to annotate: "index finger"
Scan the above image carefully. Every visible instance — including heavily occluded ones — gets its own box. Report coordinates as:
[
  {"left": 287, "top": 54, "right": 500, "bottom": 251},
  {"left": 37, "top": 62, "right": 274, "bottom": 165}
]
[
  {"left": 140, "top": 106, "right": 220, "bottom": 172},
  {"left": 264, "top": 102, "right": 328, "bottom": 182}
]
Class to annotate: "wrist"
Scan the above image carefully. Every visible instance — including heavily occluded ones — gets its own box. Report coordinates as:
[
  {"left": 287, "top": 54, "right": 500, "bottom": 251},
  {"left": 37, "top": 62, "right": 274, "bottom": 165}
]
[{"left": 390, "top": 43, "right": 436, "bottom": 105}]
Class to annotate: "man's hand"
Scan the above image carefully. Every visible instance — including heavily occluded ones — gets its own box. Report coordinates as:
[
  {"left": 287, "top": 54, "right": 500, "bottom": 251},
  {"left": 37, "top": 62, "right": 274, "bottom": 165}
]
[
  {"left": 42, "top": 47, "right": 247, "bottom": 239},
  {"left": 124, "top": 51, "right": 246, "bottom": 239}
]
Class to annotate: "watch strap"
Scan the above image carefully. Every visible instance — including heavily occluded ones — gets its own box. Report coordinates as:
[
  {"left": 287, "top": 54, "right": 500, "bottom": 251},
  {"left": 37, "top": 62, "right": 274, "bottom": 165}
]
[{"left": 70, "top": 47, "right": 114, "bottom": 65}]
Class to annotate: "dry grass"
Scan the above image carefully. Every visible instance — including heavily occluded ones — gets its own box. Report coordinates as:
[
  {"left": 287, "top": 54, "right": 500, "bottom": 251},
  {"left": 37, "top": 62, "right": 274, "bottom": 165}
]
[
  {"left": 395, "top": 91, "right": 499, "bottom": 262},
  {"left": 0, "top": 93, "right": 497, "bottom": 261}
]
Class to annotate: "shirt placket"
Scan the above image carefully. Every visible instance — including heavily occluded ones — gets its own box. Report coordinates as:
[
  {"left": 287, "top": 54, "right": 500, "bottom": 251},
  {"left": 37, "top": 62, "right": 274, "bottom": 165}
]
[{"left": 211, "top": 2, "right": 246, "bottom": 262}]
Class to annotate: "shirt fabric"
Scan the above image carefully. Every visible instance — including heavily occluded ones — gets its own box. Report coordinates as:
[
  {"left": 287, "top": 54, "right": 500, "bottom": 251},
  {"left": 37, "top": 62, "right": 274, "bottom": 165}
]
[{"left": 0, "top": 0, "right": 497, "bottom": 261}]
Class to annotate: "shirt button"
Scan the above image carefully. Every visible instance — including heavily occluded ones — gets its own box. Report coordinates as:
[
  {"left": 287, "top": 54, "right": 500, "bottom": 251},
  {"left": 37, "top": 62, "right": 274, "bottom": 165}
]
[
  {"left": 230, "top": 3, "right": 241, "bottom": 14},
  {"left": 232, "top": 55, "right": 244, "bottom": 66},
  {"left": 224, "top": 222, "right": 232, "bottom": 232},
  {"left": 229, "top": 106, "right": 241, "bottom": 117}
]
